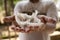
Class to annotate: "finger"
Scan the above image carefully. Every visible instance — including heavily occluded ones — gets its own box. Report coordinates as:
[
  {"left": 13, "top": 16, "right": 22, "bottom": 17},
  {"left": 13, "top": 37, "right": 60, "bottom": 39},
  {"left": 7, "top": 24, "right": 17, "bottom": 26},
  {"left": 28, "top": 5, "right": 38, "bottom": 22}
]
[
  {"left": 12, "top": 21, "right": 20, "bottom": 27},
  {"left": 11, "top": 16, "right": 15, "bottom": 21},
  {"left": 15, "top": 27, "right": 21, "bottom": 32},
  {"left": 11, "top": 26, "right": 24, "bottom": 32},
  {"left": 25, "top": 26, "right": 31, "bottom": 33},
  {"left": 4, "top": 16, "right": 15, "bottom": 23},
  {"left": 6, "top": 16, "right": 15, "bottom": 21},
  {"left": 40, "top": 16, "right": 47, "bottom": 23},
  {"left": 25, "top": 26, "right": 34, "bottom": 33},
  {"left": 48, "top": 18, "right": 53, "bottom": 22},
  {"left": 19, "top": 28, "right": 25, "bottom": 32},
  {"left": 34, "top": 26, "right": 39, "bottom": 31},
  {"left": 40, "top": 17, "right": 46, "bottom": 23},
  {"left": 25, "top": 26, "right": 32, "bottom": 33},
  {"left": 3, "top": 18, "right": 10, "bottom": 22},
  {"left": 11, "top": 24, "right": 20, "bottom": 32},
  {"left": 13, "top": 26, "right": 25, "bottom": 32},
  {"left": 11, "top": 26, "right": 16, "bottom": 31},
  {"left": 37, "top": 15, "right": 47, "bottom": 23},
  {"left": 52, "top": 19, "right": 57, "bottom": 24},
  {"left": 47, "top": 17, "right": 56, "bottom": 24}
]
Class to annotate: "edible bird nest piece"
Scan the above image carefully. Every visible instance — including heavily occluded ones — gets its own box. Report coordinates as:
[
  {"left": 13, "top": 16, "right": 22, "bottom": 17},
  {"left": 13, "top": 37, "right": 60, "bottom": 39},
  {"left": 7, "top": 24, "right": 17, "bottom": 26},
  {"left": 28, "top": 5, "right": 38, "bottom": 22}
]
[{"left": 15, "top": 10, "right": 44, "bottom": 32}]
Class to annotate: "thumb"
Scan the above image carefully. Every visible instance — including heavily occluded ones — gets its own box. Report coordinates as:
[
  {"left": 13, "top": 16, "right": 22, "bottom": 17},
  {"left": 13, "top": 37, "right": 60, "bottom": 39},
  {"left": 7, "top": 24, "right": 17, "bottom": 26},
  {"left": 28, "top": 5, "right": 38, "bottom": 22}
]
[{"left": 37, "top": 15, "right": 47, "bottom": 23}]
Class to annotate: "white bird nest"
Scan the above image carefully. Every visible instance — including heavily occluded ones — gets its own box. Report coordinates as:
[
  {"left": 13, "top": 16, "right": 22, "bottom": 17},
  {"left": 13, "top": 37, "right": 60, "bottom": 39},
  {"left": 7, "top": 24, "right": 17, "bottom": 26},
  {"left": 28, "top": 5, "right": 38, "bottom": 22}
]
[{"left": 15, "top": 10, "right": 44, "bottom": 32}]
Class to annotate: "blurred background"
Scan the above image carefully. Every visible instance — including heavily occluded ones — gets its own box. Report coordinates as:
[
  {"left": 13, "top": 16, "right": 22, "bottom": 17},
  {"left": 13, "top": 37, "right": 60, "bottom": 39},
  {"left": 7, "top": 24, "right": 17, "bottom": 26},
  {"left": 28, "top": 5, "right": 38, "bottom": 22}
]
[{"left": 0, "top": 0, "right": 60, "bottom": 40}]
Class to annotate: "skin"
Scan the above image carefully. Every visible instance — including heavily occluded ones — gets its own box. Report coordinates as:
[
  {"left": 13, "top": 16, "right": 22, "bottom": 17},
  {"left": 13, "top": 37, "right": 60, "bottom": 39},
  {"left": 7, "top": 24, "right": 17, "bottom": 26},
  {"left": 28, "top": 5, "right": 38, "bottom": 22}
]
[
  {"left": 3, "top": 15, "right": 56, "bottom": 33},
  {"left": 30, "top": 0, "right": 39, "bottom": 3}
]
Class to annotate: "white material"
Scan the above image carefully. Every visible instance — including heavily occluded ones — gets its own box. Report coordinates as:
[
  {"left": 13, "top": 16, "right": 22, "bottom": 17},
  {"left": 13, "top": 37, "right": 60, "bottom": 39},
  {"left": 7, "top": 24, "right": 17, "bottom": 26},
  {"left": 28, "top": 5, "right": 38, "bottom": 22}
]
[{"left": 15, "top": 10, "right": 41, "bottom": 28}]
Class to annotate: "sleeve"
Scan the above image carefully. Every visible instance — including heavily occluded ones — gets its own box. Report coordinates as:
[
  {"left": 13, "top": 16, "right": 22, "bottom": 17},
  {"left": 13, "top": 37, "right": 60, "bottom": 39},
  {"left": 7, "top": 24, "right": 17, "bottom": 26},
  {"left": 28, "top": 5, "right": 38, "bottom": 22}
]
[
  {"left": 14, "top": 2, "right": 26, "bottom": 27},
  {"left": 44, "top": 2, "right": 58, "bottom": 34},
  {"left": 14, "top": 2, "right": 22, "bottom": 15},
  {"left": 13, "top": 2, "right": 32, "bottom": 27}
]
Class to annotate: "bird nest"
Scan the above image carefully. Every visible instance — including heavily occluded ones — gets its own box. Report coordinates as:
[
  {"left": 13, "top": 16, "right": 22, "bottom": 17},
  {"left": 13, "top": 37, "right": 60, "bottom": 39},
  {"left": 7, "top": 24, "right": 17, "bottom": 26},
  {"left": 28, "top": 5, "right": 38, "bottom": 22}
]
[{"left": 15, "top": 10, "right": 45, "bottom": 33}]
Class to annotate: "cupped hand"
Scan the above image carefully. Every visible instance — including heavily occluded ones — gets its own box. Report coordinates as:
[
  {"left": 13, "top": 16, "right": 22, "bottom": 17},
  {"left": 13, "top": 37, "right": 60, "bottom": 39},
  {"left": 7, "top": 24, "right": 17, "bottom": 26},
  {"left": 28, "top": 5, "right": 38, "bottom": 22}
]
[
  {"left": 3, "top": 15, "right": 56, "bottom": 33},
  {"left": 37, "top": 15, "right": 57, "bottom": 24}
]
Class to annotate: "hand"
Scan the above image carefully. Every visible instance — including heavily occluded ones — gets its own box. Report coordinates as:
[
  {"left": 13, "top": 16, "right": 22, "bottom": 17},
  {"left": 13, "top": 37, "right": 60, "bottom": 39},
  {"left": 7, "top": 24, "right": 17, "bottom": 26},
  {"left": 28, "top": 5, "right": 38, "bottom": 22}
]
[
  {"left": 11, "top": 21, "right": 44, "bottom": 33},
  {"left": 3, "top": 15, "right": 15, "bottom": 23},
  {"left": 37, "top": 15, "right": 57, "bottom": 24},
  {"left": 4, "top": 15, "right": 56, "bottom": 32},
  {"left": 11, "top": 21, "right": 23, "bottom": 32},
  {"left": 10, "top": 15, "right": 45, "bottom": 33},
  {"left": 37, "top": 15, "right": 57, "bottom": 31},
  {"left": 3, "top": 16, "right": 21, "bottom": 32}
]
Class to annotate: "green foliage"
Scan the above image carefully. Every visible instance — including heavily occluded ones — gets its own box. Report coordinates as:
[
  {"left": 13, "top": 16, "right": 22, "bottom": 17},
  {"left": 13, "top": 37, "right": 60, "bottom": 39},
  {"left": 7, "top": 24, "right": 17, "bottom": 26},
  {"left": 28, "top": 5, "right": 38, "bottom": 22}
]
[
  {"left": 54, "top": 0, "right": 59, "bottom": 3},
  {"left": 14, "top": 0, "right": 22, "bottom": 5},
  {"left": 0, "top": 0, "right": 4, "bottom": 11},
  {"left": 0, "top": 0, "right": 3, "bottom": 6},
  {"left": 0, "top": 0, "right": 22, "bottom": 20}
]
